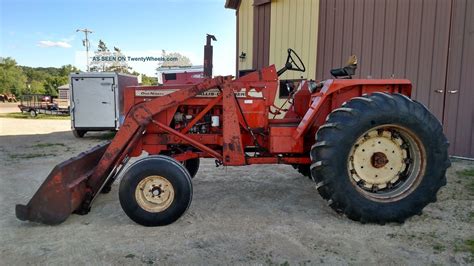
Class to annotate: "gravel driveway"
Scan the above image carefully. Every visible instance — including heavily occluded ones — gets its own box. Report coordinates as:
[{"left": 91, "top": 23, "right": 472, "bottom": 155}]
[{"left": 0, "top": 116, "right": 473, "bottom": 265}]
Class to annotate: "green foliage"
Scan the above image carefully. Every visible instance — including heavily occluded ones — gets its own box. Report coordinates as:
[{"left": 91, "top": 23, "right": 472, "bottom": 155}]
[
  {"left": 0, "top": 57, "right": 27, "bottom": 95},
  {"left": 0, "top": 57, "right": 79, "bottom": 97},
  {"left": 141, "top": 74, "right": 158, "bottom": 85},
  {"left": 131, "top": 71, "right": 157, "bottom": 85}
]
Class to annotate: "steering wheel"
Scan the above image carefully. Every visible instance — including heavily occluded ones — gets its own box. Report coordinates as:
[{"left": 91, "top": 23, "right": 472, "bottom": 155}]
[
  {"left": 286, "top": 48, "right": 306, "bottom": 72},
  {"left": 277, "top": 48, "right": 306, "bottom": 76}
]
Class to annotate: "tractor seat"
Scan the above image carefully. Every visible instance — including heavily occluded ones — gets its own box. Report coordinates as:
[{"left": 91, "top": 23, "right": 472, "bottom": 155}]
[{"left": 330, "top": 65, "right": 356, "bottom": 78}]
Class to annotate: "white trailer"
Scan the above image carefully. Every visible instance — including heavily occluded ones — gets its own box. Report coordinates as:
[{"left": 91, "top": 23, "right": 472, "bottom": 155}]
[{"left": 70, "top": 72, "right": 138, "bottom": 137}]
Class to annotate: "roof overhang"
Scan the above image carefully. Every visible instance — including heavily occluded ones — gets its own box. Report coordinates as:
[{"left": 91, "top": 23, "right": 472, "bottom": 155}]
[{"left": 225, "top": 0, "right": 241, "bottom": 10}]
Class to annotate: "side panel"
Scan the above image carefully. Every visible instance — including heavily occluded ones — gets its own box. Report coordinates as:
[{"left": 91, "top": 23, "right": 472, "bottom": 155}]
[
  {"left": 72, "top": 77, "right": 116, "bottom": 128},
  {"left": 116, "top": 74, "right": 139, "bottom": 127},
  {"left": 294, "top": 79, "right": 412, "bottom": 140},
  {"left": 269, "top": 127, "right": 303, "bottom": 153}
]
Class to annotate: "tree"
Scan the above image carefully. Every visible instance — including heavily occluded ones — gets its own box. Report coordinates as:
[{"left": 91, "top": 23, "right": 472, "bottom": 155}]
[
  {"left": 157, "top": 50, "right": 192, "bottom": 69},
  {"left": 0, "top": 57, "right": 27, "bottom": 95},
  {"left": 90, "top": 40, "right": 131, "bottom": 73},
  {"left": 43, "top": 76, "right": 67, "bottom": 96},
  {"left": 107, "top": 47, "right": 131, "bottom": 73},
  {"left": 60, "top": 64, "right": 80, "bottom": 76}
]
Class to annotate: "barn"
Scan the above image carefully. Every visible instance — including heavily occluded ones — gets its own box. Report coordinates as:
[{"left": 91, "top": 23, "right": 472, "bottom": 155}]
[{"left": 225, "top": 0, "right": 474, "bottom": 158}]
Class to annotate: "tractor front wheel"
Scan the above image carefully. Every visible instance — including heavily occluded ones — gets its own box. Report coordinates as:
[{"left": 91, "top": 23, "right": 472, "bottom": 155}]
[
  {"left": 119, "top": 155, "right": 193, "bottom": 226},
  {"left": 310, "top": 93, "right": 450, "bottom": 224}
]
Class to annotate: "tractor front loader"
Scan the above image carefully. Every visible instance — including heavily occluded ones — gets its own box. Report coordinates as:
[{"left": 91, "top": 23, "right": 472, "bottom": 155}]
[{"left": 16, "top": 49, "right": 450, "bottom": 226}]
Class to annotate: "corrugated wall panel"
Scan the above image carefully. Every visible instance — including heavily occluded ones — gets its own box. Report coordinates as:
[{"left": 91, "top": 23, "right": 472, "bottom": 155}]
[
  {"left": 316, "top": 0, "right": 474, "bottom": 157},
  {"left": 269, "top": 0, "right": 319, "bottom": 80},
  {"left": 238, "top": 0, "right": 254, "bottom": 70},
  {"left": 253, "top": 2, "right": 271, "bottom": 70},
  {"left": 316, "top": 0, "right": 450, "bottom": 121}
]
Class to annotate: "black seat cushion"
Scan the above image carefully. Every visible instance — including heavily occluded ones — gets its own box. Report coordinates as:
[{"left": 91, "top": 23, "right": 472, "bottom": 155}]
[{"left": 330, "top": 65, "right": 357, "bottom": 78}]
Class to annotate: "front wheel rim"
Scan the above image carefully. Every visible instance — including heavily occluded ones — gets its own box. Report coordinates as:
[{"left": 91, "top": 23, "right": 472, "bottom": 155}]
[
  {"left": 348, "top": 125, "right": 426, "bottom": 202},
  {"left": 135, "top": 175, "right": 175, "bottom": 212}
]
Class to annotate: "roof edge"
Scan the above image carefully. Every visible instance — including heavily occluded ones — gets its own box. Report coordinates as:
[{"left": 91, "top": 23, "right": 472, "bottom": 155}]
[{"left": 225, "top": 0, "right": 241, "bottom": 10}]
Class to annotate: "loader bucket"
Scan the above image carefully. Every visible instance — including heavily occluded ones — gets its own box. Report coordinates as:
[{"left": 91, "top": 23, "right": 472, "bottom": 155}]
[{"left": 15, "top": 143, "right": 109, "bottom": 225}]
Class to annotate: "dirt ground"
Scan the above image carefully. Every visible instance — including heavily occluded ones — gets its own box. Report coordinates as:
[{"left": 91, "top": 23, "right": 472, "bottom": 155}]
[{"left": 0, "top": 105, "right": 473, "bottom": 265}]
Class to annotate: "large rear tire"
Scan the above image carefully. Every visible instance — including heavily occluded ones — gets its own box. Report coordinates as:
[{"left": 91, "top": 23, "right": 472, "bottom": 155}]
[
  {"left": 119, "top": 155, "right": 193, "bottom": 226},
  {"left": 292, "top": 164, "right": 311, "bottom": 179},
  {"left": 310, "top": 93, "right": 450, "bottom": 224}
]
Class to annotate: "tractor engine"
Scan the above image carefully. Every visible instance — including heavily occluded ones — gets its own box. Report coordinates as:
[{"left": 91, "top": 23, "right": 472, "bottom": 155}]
[{"left": 172, "top": 105, "right": 222, "bottom": 134}]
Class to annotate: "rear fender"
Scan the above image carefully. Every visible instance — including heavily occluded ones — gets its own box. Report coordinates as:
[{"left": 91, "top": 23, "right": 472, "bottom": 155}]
[{"left": 293, "top": 79, "right": 412, "bottom": 139}]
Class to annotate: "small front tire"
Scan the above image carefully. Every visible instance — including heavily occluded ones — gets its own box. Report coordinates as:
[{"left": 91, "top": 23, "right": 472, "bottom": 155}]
[{"left": 119, "top": 155, "right": 193, "bottom": 226}]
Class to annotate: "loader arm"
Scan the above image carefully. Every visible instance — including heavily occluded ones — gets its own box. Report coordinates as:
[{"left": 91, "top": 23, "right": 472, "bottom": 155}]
[{"left": 16, "top": 76, "right": 228, "bottom": 225}]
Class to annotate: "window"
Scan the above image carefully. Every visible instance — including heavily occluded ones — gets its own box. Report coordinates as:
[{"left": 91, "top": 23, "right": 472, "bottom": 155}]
[{"left": 164, "top": 73, "right": 177, "bottom": 81}]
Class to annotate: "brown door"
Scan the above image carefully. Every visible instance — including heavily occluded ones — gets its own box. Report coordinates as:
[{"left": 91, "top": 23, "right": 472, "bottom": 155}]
[{"left": 443, "top": 0, "right": 474, "bottom": 157}]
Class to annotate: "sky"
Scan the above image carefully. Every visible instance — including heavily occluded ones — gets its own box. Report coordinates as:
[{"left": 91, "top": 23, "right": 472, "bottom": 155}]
[{"left": 0, "top": 0, "right": 236, "bottom": 76}]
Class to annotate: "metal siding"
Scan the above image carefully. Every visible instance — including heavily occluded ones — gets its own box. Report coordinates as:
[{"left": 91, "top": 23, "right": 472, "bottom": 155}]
[
  {"left": 444, "top": 0, "right": 474, "bottom": 157},
  {"left": 315, "top": 0, "right": 474, "bottom": 157},
  {"left": 316, "top": 0, "right": 449, "bottom": 115},
  {"left": 238, "top": 0, "right": 254, "bottom": 70},
  {"left": 253, "top": 2, "right": 271, "bottom": 70},
  {"left": 316, "top": 0, "right": 327, "bottom": 80},
  {"left": 269, "top": 0, "right": 319, "bottom": 80}
]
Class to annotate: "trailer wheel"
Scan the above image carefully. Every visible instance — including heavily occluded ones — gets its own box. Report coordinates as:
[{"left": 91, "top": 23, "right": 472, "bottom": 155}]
[
  {"left": 183, "top": 158, "right": 200, "bottom": 178},
  {"left": 310, "top": 93, "right": 450, "bottom": 224},
  {"left": 29, "top": 109, "right": 37, "bottom": 117},
  {"left": 119, "top": 155, "right": 192, "bottom": 226},
  {"left": 72, "top": 130, "right": 86, "bottom": 138}
]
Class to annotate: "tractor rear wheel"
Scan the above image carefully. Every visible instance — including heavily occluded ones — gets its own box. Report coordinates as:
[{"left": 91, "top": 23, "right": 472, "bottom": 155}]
[
  {"left": 119, "top": 155, "right": 192, "bottom": 226},
  {"left": 310, "top": 93, "right": 450, "bottom": 224},
  {"left": 292, "top": 164, "right": 311, "bottom": 179}
]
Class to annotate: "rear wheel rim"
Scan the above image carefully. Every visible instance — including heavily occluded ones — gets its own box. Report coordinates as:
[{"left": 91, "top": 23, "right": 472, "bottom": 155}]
[
  {"left": 135, "top": 175, "right": 175, "bottom": 212},
  {"left": 348, "top": 125, "right": 425, "bottom": 202}
]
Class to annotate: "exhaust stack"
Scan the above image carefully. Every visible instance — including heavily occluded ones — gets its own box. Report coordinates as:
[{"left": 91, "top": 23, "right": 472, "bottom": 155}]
[{"left": 204, "top": 34, "right": 217, "bottom": 78}]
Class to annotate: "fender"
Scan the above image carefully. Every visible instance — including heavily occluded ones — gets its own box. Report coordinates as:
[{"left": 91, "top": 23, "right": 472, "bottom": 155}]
[{"left": 293, "top": 79, "right": 412, "bottom": 139}]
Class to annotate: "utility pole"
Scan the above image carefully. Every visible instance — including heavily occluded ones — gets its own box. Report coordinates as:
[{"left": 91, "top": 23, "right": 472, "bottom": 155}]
[{"left": 76, "top": 28, "right": 93, "bottom": 71}]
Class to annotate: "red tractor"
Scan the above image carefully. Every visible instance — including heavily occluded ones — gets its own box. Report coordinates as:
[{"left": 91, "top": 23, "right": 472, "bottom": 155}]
[{"left": 16, "top": 49, "right": 449, "bottom": 226}]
